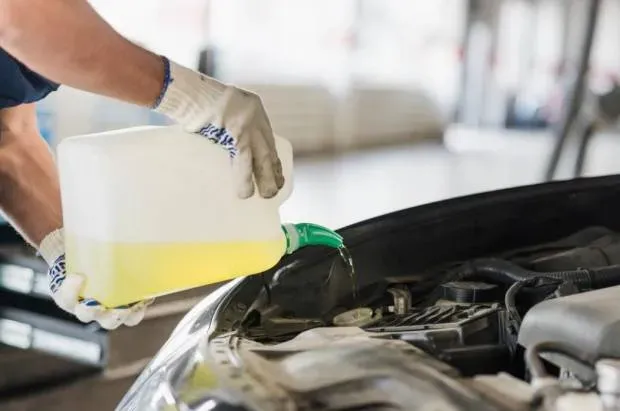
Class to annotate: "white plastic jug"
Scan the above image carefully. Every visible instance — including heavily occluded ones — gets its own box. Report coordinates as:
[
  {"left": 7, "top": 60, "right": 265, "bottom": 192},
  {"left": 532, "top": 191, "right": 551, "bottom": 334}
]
[{"left": 57, "top": 126, "right": 341, "bottom": 307}]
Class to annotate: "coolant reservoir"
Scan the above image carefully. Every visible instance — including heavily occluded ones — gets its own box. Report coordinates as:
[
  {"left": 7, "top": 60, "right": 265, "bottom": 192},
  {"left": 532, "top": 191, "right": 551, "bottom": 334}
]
[{"left": 58, "top": 126, "right": 340, "bottom": 307}]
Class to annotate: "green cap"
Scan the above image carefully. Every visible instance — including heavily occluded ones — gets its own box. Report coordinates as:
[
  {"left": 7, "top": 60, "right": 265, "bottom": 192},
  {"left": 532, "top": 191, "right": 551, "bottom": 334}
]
[{"left": 282, "top": 223, "right": 343, "bottom": 254}]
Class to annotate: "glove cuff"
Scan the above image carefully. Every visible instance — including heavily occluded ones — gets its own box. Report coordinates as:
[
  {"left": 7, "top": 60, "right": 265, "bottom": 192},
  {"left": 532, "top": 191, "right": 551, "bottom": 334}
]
[
  {"left": 39, "top": 228, "right": 65, "bottom": 266},
  {"left": 153, "top": 57, "right": 228, "bottom": 131}
]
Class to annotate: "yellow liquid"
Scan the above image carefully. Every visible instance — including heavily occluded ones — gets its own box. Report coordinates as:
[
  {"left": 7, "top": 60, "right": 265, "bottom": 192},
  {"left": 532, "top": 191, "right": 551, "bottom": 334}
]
[{"left": 65, "top": 234, "right": 286, "bottom": 307}]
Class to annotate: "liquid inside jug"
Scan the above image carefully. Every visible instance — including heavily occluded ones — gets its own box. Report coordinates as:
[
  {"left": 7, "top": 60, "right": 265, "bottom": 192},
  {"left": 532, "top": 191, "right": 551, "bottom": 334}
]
[{"left": 65, "top": 233, "right": 286, "bottom": 307}]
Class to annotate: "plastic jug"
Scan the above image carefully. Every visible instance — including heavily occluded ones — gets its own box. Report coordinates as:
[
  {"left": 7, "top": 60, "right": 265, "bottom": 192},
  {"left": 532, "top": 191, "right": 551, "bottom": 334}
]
[{"left": 57, "top": 126, "right": 342, "bottom": 307}]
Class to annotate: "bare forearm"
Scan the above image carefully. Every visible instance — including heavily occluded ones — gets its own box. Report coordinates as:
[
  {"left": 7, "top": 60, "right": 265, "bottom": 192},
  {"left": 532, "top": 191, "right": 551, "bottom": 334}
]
[
  {"left": 0, "top": 106, "right": 62, "bottom": 246},
  {"left": 0, "top": 0, "right": 164, "bottom": 107}
]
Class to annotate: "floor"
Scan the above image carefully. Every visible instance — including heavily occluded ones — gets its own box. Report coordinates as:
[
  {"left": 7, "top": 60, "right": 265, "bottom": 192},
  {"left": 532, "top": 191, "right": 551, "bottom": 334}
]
[{"left": 280, "top": 125, "right": 620, "bottom": 229}]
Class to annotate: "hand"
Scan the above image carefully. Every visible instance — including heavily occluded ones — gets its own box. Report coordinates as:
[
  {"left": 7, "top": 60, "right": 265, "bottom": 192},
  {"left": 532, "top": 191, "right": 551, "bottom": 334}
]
[
  {"left": 48, "top": 255, "right": 151, "bottom": 330},
  {"left": 153, "top": 58, "right": 285, "bottom": 199},
  {"left": 40, "top": 229, "right": 151, "bottom": 330}
]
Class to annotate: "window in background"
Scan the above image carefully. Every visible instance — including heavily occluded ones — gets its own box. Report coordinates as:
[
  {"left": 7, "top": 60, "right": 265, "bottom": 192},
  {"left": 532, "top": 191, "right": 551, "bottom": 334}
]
[
  {"left": 209, "top": 0, "right": 355, "bottom": 85},
  {"left": 354, "top": 0, "right": 465, "bottom": 114}
]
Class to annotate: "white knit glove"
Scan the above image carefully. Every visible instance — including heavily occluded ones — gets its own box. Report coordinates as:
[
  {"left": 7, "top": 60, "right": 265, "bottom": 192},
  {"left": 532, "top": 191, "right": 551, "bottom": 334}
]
[
  {"left": 39, "top": 229, "right": 151, "bottom": 330},
  {"left": 153, "top": 57, "right": 285, "bottom": 199}
]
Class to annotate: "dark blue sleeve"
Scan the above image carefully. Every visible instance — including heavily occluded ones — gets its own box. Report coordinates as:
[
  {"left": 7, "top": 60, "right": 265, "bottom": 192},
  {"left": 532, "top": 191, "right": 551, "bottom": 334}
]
[{"left": 0, "top": 48, "right": 59, "bottom": 109}]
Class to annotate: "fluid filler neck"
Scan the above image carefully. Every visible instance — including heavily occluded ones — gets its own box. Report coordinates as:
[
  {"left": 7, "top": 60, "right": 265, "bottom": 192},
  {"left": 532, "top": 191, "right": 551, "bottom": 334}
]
[{"left": 282, "top": 223, "right": 343, "bottom": 254}]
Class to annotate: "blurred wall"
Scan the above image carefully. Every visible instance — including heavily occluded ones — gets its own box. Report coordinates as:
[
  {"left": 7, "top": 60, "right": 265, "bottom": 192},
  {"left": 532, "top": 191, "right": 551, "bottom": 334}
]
[{"left": 43, "top": 0, "right": 461, "bottom": 154}]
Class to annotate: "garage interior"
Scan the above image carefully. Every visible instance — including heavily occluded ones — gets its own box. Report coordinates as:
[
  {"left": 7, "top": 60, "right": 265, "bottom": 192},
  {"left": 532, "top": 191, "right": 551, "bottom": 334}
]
[{"left": 3, "top": 0, "right": 620, "bottom": 409}]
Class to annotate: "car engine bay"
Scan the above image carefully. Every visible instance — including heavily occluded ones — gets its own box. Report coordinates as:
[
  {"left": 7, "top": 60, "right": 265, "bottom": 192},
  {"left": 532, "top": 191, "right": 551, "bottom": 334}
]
[{"left": 213, "top": 226, "right": 620, "bottom": 410}]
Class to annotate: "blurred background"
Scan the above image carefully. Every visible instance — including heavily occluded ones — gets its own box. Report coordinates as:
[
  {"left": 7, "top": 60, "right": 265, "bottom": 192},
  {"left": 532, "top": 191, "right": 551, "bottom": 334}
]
[{"left": 39, "top": 0, "right": 620, "bottom": 227}]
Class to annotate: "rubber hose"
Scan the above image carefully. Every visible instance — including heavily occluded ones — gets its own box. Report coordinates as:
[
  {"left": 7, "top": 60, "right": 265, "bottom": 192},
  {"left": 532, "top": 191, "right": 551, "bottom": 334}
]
[
  {"left": 505, "top": 278, "right": 538, "bottom": 325},
  {"left": 457, "top": 259, "right": 538, "bottom": 284},
  {"left": 456, "top": 258, "right": 620, "bottom": 288},
  {"left": 587, "top": 266, "right": 620, "bottom": 288}
]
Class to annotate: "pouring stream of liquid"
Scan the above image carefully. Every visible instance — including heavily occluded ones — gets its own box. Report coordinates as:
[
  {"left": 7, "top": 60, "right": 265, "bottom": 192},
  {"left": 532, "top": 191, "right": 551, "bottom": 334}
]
[{"left": 338, "top": 246, "right": 358, "bottom": 303}]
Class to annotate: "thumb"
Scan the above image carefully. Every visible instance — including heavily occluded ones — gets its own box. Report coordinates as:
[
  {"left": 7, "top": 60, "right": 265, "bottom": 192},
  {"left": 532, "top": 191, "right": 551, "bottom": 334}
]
[{"left": 53, "top": 274, "right": 85, "bottom": 313}]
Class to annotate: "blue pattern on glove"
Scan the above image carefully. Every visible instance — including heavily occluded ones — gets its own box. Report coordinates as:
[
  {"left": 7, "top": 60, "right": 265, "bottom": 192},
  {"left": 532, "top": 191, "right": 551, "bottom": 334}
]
[
  {"left": 196, "top": 123, "right": 238, "bottom": 158},
  {"left": 48, "top": 254, "right": 66, "bottom": 294}
]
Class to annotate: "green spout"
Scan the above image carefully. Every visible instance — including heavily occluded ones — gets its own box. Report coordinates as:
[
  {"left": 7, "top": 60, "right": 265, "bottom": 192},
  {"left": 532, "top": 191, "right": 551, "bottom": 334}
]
[{"left": 282, "top": 223, "right": 343, "bottom": 254}]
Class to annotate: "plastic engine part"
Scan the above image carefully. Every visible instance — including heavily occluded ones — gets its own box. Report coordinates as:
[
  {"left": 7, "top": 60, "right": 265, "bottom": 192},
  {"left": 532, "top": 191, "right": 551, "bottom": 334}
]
[
  {"left": 440, "top": 281, "right": 501, "bottom": 304},
  {"left": 519, "top": 285, "right": 620, "bottom": 378}
]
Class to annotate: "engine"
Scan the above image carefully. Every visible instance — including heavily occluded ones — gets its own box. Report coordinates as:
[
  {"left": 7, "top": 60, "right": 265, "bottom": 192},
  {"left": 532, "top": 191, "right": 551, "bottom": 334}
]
[{"left": 237, "top": 226, "right": 620, "bottom": 410}]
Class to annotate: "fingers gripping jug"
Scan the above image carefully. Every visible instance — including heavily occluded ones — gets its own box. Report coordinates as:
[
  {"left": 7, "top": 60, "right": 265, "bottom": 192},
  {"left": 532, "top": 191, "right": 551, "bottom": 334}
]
[{"left": 57, "top": 126, "right": 342, "bottom": 307}]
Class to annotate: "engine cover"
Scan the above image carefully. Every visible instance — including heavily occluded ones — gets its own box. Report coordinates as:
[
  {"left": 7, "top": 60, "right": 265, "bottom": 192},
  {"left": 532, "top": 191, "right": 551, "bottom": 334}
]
[{"left": 519, "top": 285, "right": 620, "bottom": 374}]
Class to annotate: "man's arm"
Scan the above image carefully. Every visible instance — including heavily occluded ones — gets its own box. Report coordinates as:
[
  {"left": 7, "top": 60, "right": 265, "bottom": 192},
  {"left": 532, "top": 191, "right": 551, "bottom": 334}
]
[
  {"left": 0, "top": 105, "right": 62, "bottom": 247},
  {"left": 0, "top": 0, "right": 164, "bottom": 107}
]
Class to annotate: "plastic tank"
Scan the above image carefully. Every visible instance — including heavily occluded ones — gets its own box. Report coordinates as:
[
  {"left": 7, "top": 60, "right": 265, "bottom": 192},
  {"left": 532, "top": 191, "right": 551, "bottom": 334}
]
[{"left": 57, "top": 126, "right": 295, "bottom": 307}]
